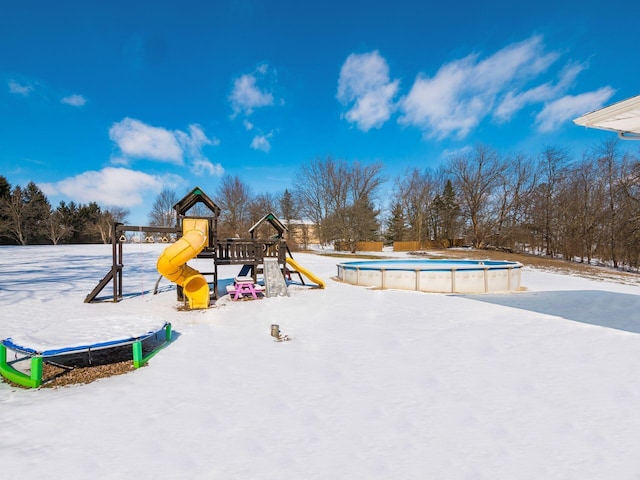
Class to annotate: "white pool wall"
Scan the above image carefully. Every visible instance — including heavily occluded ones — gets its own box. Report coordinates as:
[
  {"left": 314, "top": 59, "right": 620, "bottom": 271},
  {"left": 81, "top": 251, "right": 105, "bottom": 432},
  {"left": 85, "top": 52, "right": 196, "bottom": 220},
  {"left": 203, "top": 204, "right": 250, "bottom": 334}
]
[{"left": 337, "top": 260, "right": 522, "bottom": 293}]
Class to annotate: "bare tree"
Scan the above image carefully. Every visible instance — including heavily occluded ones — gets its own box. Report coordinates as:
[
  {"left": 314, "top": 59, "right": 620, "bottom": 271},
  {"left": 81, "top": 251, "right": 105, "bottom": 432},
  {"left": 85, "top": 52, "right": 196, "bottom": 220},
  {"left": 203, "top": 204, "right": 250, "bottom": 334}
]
[
  {"left": 294, "top": 157, "right": 384, "bottom": 249},
  {"left": 617, "top": 151, "right": 640, "bottom": 267},
  {"left": 94, "top": 206, "right": 131, "bottom": 244},
  {"left": 186, "top": 203, "right": 211, "bottom": 217},
  {"left": 148, "top": 189, "right": 178, "bottom": 227},
  {"left": 247, "top": 192, "right": 280, "bottom": 238},
  {"left": 215, "top": 175, "right": 253, "bottom": 237},
  {"left": 45, "top": 210, "right": 72, "bottom": 245},
  {"left": 107, "top": 206, "right": 130, "bottom": 224},
  {"left": 448, "top": 145, "right": 503, "bottom": 248},
  {"left": 293, "top": 156, "right": 347, "bottom": 244},
  {"left": 555, "top": 172, "right": 582, "bottom": 262},
  {"left": 533, "top": 146, "right": 569, "bottom": 256},
  {"left": 393, "top": 167, "right": 437, "bottom": 244},
  {"left": 492, "top": 153, "right": 538, "bottom": 250},
  {"left": 595, "top": 139, "right": 626, "bottom": 268},
  {"left": 341, "top": 161, "right": 385, "bottom": 250},
  {"left": 249, "top": 192, "right": 279, "bottom": 220},
  {"left": 569, "top": 155, "right": 605, "bottom": 263}
]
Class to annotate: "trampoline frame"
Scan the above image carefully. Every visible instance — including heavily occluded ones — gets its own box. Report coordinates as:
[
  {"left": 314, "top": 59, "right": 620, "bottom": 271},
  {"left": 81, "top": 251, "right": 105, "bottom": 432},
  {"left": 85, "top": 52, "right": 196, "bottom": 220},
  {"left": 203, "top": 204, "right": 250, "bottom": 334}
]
[{"left": 0, "top": 322, "right": 172, "bottom": 388}]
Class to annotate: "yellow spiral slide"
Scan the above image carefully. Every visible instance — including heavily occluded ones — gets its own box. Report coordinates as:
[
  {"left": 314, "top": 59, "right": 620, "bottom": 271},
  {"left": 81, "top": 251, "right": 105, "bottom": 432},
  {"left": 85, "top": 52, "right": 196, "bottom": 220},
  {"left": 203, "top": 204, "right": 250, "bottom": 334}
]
[{"left": 157, "top": 218, "right": 210, "bottom": 309}]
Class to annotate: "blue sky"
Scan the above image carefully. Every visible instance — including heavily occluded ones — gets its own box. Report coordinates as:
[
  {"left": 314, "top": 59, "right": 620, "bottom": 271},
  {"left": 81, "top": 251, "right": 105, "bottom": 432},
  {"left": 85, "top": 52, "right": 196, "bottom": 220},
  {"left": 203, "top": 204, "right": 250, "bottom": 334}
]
[{"left": 1, "top": 0, "right": 637, "bottom": 224}]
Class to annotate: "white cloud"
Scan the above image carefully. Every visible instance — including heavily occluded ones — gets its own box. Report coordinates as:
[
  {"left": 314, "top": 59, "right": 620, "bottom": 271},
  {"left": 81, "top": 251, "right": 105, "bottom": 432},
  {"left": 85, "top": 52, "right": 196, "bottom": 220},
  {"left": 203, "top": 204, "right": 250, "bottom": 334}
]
[
  {"left": 8, "top": 80, "right": 33, "bottom": 96},
  {"left": 250, "top": 132, "right": 273, "bottom": 152},
  {"left": 8, "top": 79, "right": 89, "bottom": 108},
  {"left": 40, "top": 167, "right": 163, "bottom": 207},
  {"left": 229, "top": 66, "right": 275, "bottom": 117},
  {"left": 441, "top": 145, "right": 472, "bottom": 159},
  {"left": 175, "top": 124, "right": 213, "bottom": 156},
  {"left": 61, "top": 94, "right": 87, "bottom": 107},
  {"left": 244, "top": 119, "right": 254, "bottom": 131},
  {"left": 175, "top": 124, "right": 222, "bottom": 176},
  {"left": 494, "top": 85, "right": 556, "bottom": 122},
  {"left": 398, "top": 36, "right": 561, "bottom": 139},
  {"left": 494, "top": 61, "right": 587, "bottom": 122},
  {"left": 109, "top": 119, "right": 222, "bottom": 176},
  {"left": 337, "top": 51, "right": 400, "bottom": 131},
  {"left": 470, "top": 35, "right": 558, "bottom": 91},
  {"left": 157, "top": 173, "right": 189, "bottom": 191},
  {"left": 191, "top": 159, "right": 224, "bottom": 176},
  {"left": 109, "top": 118, "right": 183, "bottom": 164},
  {"left": 535, "top": 87, "right": 616, "bottom": 132},
  {"left": 109, "top": 156, "right": 130, "bottom": 166}
]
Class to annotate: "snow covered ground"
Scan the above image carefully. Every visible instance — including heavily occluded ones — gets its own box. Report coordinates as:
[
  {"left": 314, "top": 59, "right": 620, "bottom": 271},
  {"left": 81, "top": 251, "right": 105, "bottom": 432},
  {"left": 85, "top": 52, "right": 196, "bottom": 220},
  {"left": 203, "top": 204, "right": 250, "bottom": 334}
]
[{"left": 2, "top": 243, "right": 640, "bottom": 479}]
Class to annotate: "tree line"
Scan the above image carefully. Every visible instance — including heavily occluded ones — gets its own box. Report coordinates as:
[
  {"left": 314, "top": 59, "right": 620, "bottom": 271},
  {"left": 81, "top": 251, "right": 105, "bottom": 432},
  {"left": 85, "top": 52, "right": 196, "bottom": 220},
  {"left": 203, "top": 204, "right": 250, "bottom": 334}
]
[
  {"left": 3, "top": 138, "right": 640, "bottom": 270},
  {"left": 388, "top": 139, "right": 640, "bottom": 269},
  {"left": 0, "top": 176, "right": 129, "bottom": 245},
  {"left": 146, "top": 157, "right": 382, "bottom": 252}
]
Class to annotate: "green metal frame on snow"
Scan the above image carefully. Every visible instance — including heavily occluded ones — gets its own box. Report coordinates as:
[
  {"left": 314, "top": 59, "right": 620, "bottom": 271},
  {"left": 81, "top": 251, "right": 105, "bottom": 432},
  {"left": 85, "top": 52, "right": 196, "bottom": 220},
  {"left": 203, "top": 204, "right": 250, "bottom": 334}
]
[{"left": 0, "top": 323, "right": 172, "bottom": 389}]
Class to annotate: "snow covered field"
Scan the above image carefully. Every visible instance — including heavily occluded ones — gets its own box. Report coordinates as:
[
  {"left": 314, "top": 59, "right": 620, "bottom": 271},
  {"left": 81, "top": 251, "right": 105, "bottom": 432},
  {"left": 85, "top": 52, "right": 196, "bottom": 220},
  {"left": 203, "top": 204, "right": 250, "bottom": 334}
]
[{"left": 2, "top": 244, "right": 640, "bottom": 479}]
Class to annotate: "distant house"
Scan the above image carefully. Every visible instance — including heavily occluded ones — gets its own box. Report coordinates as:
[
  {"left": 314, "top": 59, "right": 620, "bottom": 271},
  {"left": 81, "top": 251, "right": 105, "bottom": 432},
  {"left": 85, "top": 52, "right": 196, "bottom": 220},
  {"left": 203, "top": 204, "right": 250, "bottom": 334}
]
[{"left": 285, "top": 219, "right": 320, "bottom": 247}]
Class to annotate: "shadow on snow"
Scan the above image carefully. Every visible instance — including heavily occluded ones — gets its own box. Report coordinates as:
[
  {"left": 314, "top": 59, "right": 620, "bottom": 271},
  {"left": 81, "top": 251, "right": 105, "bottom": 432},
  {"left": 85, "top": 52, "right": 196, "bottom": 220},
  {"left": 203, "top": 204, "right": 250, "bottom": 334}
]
[{"left": 464, "top": 290, "right": 640, "bottom": 335}]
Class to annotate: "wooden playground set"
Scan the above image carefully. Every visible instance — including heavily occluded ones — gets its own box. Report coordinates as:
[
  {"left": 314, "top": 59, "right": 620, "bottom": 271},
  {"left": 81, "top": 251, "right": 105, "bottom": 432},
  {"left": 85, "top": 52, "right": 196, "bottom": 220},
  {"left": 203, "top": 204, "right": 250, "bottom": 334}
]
[
  {"left": 84, "top": 186, "right": 324, "bottom": 309},
  {"left": 0, "top": 187, "right": 324, "bottom": 388}
]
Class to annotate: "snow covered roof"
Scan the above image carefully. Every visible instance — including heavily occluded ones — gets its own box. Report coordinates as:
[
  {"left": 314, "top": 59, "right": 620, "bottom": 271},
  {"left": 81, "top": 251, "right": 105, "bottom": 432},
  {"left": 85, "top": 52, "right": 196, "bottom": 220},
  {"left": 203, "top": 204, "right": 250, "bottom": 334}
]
[{"left": 573, "top": 94, "right": 640, "bottom": 140}]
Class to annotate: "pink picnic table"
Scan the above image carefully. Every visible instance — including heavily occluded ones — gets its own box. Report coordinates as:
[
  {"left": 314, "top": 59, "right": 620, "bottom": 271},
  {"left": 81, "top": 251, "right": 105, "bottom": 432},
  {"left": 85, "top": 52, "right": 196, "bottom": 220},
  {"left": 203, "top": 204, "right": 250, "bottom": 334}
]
[{"left": 226, "top": 276, "right": 264, "bottom": 300}]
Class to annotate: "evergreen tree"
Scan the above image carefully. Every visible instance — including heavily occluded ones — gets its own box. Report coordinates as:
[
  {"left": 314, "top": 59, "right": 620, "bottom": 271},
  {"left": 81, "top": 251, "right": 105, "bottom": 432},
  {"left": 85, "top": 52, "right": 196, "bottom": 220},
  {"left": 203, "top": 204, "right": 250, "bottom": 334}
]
[
  {"left": 78, "top": 202, "right": 103, "bottom": 243},
  {"left": 56, "top": 201, "right": 104, "bottom": 243},
  {"left": 325, "top": 195, "right": 380, "bottom": 252},
  {"left": 1, "top": 185, "right": 27, "bottom": 245},
  {"left": 280, "top": 189, "right": 299, "bottom": 221},
  {"left": 0, "top": 176, "right": 10, "bottom": 198},
  {"left": 23, "top": 182, "right": 52, "bottom": 244},
  {"left": 0, "top": 182, "right": 51, "bottom": 245},
  {"left": 386, "top": 201, "right": 407, "bottom": 243},
  {"left": 0, "top": 176, "right": 12, "bottom": 244},
  {"left": 279, "top": 189, "right": 298, "bottom": 241},
  {"left": 56, "top": 201, "right": 80, "bottom": 242},
  {"left": 433, "top": 179, "right": 461, "bottom": 246}
]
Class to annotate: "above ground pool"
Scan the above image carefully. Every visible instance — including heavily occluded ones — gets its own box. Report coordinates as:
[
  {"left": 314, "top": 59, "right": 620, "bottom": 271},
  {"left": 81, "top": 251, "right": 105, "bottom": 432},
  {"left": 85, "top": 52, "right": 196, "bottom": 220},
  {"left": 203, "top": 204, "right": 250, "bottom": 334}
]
[{"left": 336, "top": 259, "right": 523, "bottom": 293}]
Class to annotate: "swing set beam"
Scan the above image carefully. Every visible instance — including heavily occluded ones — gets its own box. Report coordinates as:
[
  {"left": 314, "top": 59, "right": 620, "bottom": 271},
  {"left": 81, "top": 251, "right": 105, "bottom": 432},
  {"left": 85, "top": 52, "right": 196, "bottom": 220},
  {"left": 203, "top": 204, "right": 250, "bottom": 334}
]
[{"left": 84, "top": 223, "right": 180, "bottom": 303}]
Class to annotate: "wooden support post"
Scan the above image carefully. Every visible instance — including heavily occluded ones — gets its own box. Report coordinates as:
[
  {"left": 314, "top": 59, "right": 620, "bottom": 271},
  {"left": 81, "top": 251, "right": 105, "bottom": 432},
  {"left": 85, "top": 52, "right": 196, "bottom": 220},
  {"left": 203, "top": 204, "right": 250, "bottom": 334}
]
[{"left": 112, "top": 222, "right": 119, "bottom": 302}]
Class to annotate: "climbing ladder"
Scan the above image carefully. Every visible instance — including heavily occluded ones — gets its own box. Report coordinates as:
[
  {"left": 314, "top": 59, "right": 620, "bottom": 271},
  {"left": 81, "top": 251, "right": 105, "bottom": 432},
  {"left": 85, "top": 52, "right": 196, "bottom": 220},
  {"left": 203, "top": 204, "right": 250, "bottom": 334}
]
[{"left": 263, "top": 258, "right": 289, "bottom": 297}]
